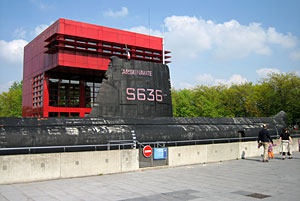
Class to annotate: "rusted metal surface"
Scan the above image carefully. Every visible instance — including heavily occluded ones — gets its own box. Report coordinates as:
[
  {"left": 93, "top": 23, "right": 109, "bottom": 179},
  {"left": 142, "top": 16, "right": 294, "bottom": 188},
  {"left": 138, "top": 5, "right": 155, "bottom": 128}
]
[{"left": 0, "top": 111, "right": 286, "bottom": 149}]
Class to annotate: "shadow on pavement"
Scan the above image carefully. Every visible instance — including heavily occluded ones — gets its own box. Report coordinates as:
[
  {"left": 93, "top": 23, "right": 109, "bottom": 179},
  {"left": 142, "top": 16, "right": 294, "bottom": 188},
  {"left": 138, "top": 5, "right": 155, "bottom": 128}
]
[
  {"left": 242, "top": 158, "right": 262, "bottom": 162},
  {"left": 243, "top": 156, "right": 299, "bottom": 162}
]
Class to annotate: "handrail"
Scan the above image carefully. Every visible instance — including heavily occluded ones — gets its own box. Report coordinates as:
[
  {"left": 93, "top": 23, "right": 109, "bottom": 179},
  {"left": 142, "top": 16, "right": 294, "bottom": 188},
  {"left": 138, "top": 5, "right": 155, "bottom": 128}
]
[
  {"left": 0, "top": 142, "right": 135, "bottom": 155},
  {"left": 137, "top": 134, "right": 300, "bottom": 147},
  {"left": 1, "top": 134, "right": 299, "bottom": 155}
]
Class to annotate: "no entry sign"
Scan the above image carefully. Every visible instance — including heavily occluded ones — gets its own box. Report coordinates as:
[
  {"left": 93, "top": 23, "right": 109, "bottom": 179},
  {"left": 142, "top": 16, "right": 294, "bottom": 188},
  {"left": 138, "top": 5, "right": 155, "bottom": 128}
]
[{"left": 143, "top": 145, "right": 153, "bottom": 157}]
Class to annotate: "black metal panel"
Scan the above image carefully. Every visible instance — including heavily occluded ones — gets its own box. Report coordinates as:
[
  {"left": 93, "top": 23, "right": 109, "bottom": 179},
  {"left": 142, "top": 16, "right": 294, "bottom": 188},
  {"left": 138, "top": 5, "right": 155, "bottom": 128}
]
[
  {"left": 0, "top": 111, "right": 287, "bottom": 149},
  {"left": 89, "top": 56, "right": 173, "bottom": 118}
]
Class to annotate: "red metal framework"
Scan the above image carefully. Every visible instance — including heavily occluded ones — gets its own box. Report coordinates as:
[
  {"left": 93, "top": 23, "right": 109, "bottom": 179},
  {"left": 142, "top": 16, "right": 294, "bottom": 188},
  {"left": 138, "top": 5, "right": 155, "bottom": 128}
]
[
  {"left": 44, "top": 33, "right": 171, "bottom": 63},
  {"left": 32, "top": 74, "right": 44, "bottom": 117},
  {"left": 22, "top": 18, "right": 171, "bottom": 118}
]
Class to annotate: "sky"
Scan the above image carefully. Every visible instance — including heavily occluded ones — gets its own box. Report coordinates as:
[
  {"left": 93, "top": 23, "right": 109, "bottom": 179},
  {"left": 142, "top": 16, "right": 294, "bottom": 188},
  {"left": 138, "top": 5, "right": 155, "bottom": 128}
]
[{"left": 0, "top": 0, "right": 299, "bottom": 93}]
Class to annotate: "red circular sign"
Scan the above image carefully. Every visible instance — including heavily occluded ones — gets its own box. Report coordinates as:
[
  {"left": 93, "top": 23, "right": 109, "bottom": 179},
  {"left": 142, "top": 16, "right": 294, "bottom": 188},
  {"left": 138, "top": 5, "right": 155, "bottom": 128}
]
[{"left": 143, "top": 145, "right": 153, "bottom": 158}]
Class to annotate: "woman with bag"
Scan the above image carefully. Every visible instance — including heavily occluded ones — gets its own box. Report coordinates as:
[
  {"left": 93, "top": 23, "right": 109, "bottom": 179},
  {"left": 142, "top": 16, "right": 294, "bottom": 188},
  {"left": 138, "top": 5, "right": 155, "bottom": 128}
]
[{"left": 278, "top": 128, "right": 293, "bottom": 160}]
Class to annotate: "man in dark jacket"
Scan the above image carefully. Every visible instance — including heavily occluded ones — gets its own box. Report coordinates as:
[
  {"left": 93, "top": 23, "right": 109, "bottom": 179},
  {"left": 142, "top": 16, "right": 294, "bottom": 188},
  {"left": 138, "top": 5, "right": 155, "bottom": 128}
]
[{"left": 258, "top": 124, "right": 273, "bottom": 162}]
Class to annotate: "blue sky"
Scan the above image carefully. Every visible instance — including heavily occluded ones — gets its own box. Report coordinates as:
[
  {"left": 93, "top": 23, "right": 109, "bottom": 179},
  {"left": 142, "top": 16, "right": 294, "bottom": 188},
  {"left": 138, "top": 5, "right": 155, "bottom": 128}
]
[{"left": 0, "top": 0, "right": 299, "bottom": 92}]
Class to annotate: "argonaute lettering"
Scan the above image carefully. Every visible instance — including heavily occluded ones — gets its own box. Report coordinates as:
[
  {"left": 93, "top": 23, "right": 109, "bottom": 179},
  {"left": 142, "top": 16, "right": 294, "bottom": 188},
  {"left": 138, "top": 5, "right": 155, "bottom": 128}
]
[{"left": 122, "top": 69, "right": 152, "bottom": 77}]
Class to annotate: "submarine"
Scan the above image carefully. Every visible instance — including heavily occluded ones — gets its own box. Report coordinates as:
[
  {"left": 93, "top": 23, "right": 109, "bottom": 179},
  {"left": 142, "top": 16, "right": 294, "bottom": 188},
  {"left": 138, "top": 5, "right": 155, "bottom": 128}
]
[{"left": 0, "top": 57, "right": 287, "bottom": 153}]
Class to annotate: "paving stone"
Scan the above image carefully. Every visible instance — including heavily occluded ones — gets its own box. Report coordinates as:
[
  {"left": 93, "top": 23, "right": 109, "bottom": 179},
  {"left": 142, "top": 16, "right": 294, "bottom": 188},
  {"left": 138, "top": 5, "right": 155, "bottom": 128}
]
[{"left": 0, "top": 152, "right": 299, "bottom": 201}]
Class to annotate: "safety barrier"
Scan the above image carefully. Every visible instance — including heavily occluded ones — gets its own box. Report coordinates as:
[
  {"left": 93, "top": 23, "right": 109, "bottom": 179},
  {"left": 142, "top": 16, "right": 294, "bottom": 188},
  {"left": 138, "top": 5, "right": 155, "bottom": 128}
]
[{"left": 1, "top": 137, "right": 299, "bottom": 184}]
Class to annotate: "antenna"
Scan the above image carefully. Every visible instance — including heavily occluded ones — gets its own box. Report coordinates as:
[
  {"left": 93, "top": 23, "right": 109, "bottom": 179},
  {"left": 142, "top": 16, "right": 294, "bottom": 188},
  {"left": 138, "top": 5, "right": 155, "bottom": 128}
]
[
  {"left": 148, "top": 8, "right": 150, "bottom": 47},
  {"left": 162, "top": 25, "right": 165, "bottom": 65},
  {"left": 148, "top": 8, "right": 150, "bottom": 35}
]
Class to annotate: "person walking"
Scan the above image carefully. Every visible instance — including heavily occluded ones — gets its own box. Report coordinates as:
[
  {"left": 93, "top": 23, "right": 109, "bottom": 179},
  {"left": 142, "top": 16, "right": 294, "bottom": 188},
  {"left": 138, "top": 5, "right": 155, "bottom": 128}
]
[
  {"left": 278, "top": 128, "right": 293, "bottom": 160},
  {"left": 268, "top": 142, "right": 276, "bottom": 159},
  {"left": 258, "top": 124, "right": 273, "bottom": 162}
]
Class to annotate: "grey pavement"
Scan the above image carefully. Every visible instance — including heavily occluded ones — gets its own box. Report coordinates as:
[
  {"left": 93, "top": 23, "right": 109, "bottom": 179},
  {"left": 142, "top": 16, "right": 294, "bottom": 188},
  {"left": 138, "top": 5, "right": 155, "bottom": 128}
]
[{"left": 1, "top": 152, "right": 300, "bottom": 201}]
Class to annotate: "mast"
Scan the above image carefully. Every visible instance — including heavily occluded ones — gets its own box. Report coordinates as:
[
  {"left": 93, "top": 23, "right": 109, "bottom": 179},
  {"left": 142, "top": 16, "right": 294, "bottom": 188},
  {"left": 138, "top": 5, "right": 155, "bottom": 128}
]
[{"left": 162, "top": 25, "right": 165, "bottom": 65}]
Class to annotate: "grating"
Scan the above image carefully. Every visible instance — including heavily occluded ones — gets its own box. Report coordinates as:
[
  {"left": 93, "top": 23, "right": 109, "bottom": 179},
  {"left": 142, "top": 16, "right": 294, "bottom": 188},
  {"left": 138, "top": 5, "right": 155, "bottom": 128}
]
[{"left": 246, "top": 193, "right": 271, "bottom": 199}]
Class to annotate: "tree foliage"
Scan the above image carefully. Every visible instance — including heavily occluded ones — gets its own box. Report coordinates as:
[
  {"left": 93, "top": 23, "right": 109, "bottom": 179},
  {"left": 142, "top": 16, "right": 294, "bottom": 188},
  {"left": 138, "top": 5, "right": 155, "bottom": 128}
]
[
  {"left": 0, "top": 73, "right": 299, "bottom": 124},
  {"left": 0, "top": 81, "right": 23, "bottom": 117},
  {"left": 172, "top": 73, "right": 300, "bottom": 125}
]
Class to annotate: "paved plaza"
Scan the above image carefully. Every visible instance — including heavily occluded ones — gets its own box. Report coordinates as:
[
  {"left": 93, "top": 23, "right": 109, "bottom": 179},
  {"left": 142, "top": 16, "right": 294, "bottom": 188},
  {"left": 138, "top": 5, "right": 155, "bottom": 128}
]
[{"left": 0, "top": 152, "right": 299, "bottom": 201}]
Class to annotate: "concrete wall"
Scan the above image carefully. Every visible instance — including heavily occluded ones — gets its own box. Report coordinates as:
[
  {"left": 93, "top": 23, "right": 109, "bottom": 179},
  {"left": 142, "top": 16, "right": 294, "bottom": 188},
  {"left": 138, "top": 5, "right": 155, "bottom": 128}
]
[
  {"left": 168, "top": 138, "right": 299, "bottom": 167},
  {"left": 168, "top": 145, "right": 208, "bottom": 167},
  {"left": 0, "top": 149, "right": 139, "bottom": 184},
  {"left": 1, "top": 138, "right": 298, "bottom": 184},
  {"left": 0, "top": 153, "right": 61, "bottom": 184}
]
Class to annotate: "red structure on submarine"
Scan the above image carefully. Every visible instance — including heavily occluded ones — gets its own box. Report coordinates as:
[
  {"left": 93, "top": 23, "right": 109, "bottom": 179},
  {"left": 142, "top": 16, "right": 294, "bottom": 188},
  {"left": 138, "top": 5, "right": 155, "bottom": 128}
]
[{"left": 22, "top": 18, "right": 171, "bottom": 118}]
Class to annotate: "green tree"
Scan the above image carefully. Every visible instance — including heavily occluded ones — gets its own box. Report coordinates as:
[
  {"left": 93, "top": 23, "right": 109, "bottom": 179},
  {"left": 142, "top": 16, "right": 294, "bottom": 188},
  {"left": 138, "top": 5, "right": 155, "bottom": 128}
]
[
  {"left": 222, "top": 83, "right": 260, "bottom": 117},
  {"left": 0, "top": 81, "right": 23, "bottom": 117},
  {"left": 171, "top": 72, "right": 300, "bottom": 125},
  {"left": 172, "top": 88, "right": 198, "bottom": 117},
  {"left": 256, "top": 73, "right": 300, "bottom": 124},
  {"left": 193, "top": 85, "right": 228, "bottom": 117}
]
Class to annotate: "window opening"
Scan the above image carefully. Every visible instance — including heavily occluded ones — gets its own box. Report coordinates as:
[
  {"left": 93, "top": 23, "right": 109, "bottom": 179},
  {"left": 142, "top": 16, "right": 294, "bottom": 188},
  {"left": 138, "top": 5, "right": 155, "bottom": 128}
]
[
  {"left": 49, "top": 112, "right": 58, "bottom": 117},
  {"left": 71, "top": 113, "right": 80, "bottom": 117},
  {"left": 88, "top": 47, "right": 97, "bottom": 51},
  {"left": 77, "top": 46, "right": 86, "bottom": 50},
  {"left": 88, "top": 41, "right": 97, "bottom": 45},
  {"left": 65, "top": 38, "right": 75, "bottom": 42},
  {"left": 60, "top": 112, "right": 69, "bottom": 117},
  {"left": 65, "top": 44, "right": 74, "bottom": 48}
]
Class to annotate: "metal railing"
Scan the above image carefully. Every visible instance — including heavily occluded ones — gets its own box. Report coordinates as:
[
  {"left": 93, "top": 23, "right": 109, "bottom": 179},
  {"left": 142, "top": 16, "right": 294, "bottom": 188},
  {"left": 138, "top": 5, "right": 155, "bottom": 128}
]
[
  {"left": 138, "top": 134, "right": 300, "bottom": 148},
  {"left": 0, "top": 142, "right": 136, "bottom": 155},
  {"left": 1, "top": 134, "right": 299, "bottom": 155},
  {"left": 138, "top": 136, "right": 257, "bottom": 148}
]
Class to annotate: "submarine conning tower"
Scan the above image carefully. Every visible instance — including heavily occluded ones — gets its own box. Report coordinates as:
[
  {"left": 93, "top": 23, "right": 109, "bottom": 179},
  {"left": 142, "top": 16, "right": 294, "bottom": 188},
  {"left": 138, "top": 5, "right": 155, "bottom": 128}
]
[{"left": 89, "top": 56, "right": 173, "bottom": 118}]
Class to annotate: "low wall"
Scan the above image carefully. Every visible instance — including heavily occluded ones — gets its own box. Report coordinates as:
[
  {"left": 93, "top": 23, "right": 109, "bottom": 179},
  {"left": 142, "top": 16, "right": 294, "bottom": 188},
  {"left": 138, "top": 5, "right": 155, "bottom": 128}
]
[
  {"left": 168, "top": 138, "right": 299, "bottom": 167},
  {"left": 1, "top": 138, "right": 298, "bottom": 184},
  {"left": 0, "top": 149, "right": 139, "bottom": 184}
]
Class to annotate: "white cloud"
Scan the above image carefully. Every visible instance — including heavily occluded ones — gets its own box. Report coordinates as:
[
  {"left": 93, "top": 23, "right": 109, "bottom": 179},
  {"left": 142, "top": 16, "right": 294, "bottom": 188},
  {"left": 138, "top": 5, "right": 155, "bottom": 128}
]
[
  {"left": 104, "top": 7, "right": 128, "bottom": 17},
  {"left": 13, "top": 27, "right": 26, "bottom": 39},
  {"left": 177, "top": 82, "right": 194, "bottom": 89},
  {"left": 12, "top": 22, "right": 52, "bottom": 40},
  {"left": 256, "top": 68, "right": 280, "bottom": 77},
  {"left": 161, "top": 16, "right": 298, "bottom": 60},
  {"left": 31, "top": 23, "right": 51, "bottom": 37},
  {"left": 165, "top": 16, "right": 212, "bottom": 59},
  {"left": 196, "top": 73, "right": 247, "bottom": 86},
  {"left": 196, "top": 73, "right": 215, "bottom": 83},
  {"left": 0, "top": 81, "right": 14, "bottom": 94},
  {"left": 0, "top": 39, "right": 28, "bottom": 64},
  {"left": 128, "top": 26, "right": 162, "bottom": 37},
  {"left": 215, "top": 74, "right": 248, "bottom": 85},
  {"left": 267, "top": 27, "right": 297, "bottom": 48},
  {"left": 30, "top": 0, "right": 54, "bottom": 10},
  {"left": 39, "top": 3, "right": 54, "bottom": 10},
  {"left": 290, "top": 49, "right": 300, "bottom": 61}
]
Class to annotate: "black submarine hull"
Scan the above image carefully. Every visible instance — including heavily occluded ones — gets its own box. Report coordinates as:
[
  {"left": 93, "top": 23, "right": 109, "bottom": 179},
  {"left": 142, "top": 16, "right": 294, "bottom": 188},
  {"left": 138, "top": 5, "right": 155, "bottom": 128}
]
[
  {"left": 0, "top": 58, "right": 287, "bottom": 152},
  {"left": 0, "top": 111, "right": 287, "bottom": 149}
]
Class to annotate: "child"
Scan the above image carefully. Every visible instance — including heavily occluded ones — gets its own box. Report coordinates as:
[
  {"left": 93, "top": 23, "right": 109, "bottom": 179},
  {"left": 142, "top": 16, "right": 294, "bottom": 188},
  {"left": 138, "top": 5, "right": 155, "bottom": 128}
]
[{"left": 268, "top": 143, "right": 276, "bottom": 159}]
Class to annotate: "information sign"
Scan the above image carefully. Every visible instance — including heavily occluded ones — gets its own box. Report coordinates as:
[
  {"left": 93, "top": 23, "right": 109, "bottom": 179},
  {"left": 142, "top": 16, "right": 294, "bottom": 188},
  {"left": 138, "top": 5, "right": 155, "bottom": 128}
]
[{"left": 153, "top": 148, "right": 167, "bottom": 160}]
